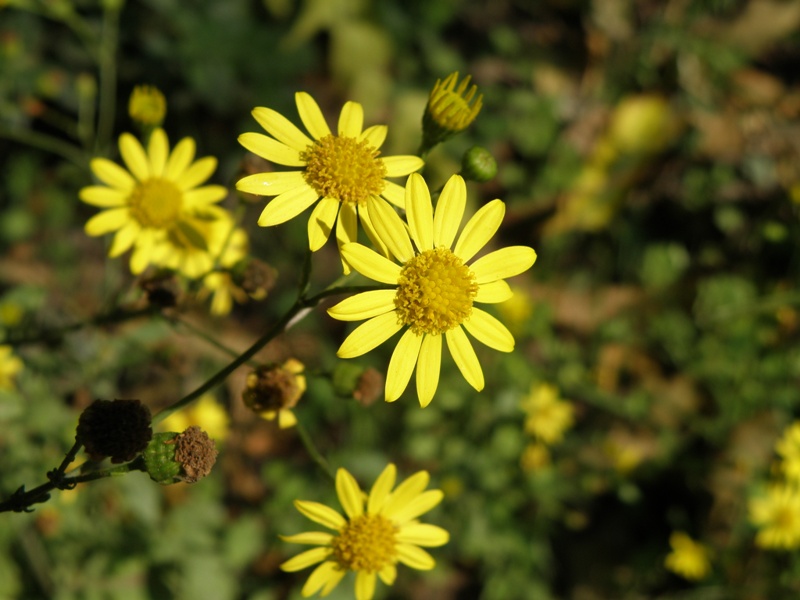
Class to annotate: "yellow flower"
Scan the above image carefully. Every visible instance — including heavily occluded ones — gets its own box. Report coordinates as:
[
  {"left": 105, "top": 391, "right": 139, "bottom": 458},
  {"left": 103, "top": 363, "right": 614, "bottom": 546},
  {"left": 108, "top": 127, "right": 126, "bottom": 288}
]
[
  {"left": 159, "top": 393, "right": 229, "bottom": 441},
  {"left": 80, "top": 128, "right": 228, "bottom": 274},
  {"left": 749, "top": 484, "right": 800, "bottom": 550},
  {"left": 327, "top": 173, "right": 537, "bottom": 407},
  {"left": 664, "top": 532, "right": 711, "bottom": 580},
  {"left": 235, "top": 92, "right": 423, "bottom": 272},
  {"left": 281, "top": 464, "right": 448, "bottom": 600},
  {"left": 520, "top": 383, "right": 574, "bottom": 445},
  {"left": 520, "top": 442, "right": 550, "bottom": 472},
  {"left": 775, "top": 421, "right": 800, "bottom": 483},
  {"left": 497, "top": 285, "right": 533, "bottom": 334},
  {"left": 128, "top": 85, "right": 166, "bottom": 127},
  {"left": 242, "top": 359, "right": 306, "bottom": 428},
  {"left": 422, "top": 72, "right": 483, "bottom": 147},
  {"left": 0, "top": 345, "right": 23, "bottom": 390}
]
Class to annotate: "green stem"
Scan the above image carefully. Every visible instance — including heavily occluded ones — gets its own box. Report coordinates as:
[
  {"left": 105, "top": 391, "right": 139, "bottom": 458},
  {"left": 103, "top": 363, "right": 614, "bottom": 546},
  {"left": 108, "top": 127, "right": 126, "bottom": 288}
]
[
  {"left": 94, "top": 3, "right": 121, "bottom": 154},
  {"left": 165, "top": 314, "right": 257, "bottom": 365},
  {"left": 0, "top": 127, "right": 87, "bottom": 169},
  {"left": 294, "top": 418, "right": 335, "bottom": 482}
]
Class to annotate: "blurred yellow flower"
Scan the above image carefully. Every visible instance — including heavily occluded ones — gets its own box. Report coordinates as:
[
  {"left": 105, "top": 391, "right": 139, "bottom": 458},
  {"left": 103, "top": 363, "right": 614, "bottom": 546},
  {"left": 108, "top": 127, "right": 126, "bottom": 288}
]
[
  {"left": 128, "top": 85, "right": 166, "bottom": 127},
  {"left": 281, "top": 464, "right": 448, "bottom": 600},
  {"left": 0, "top": 345, "right": 23, "bottom": 390},
  {"left": 521, "top": 383, "right": 574, "bottom": 445},
  {"left": 520, "top": 441, "right": 551, "bottom": 472},
  {"left": 422, "top": 72, "right": 483, "bottom": 147},
  {"left": 159, "top": 393, "right": 229, "bottom": 441},
  {"left": 664, "top": 532, "right": 711, "bottom": 580},
  {"left": 749, "top": 484, "right": 800, "bottom": 550},
  {"left": 497, "top": 285, "right": 533, "bottom": 334},
  {"left": 775, "top": 421, "right": 800, "bottom": 483}
]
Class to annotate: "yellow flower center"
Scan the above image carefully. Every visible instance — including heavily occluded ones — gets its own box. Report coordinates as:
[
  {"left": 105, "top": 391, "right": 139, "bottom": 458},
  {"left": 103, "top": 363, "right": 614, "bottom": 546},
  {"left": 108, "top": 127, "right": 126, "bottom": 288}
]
[
  {"left": 395, "top": 248, "right": 478, "bottom": 335},
  {"left": 129, "top": 178, "right": 183, "bottom": 228},
  {"left": 301, "top": 134, "right": 387, "bottom": 206},
  {"left": 331, "top": 513, "right": 396, "bottom": 573},
  {"left": 774, "top": 505, "right": 798, "bottom": 530}
]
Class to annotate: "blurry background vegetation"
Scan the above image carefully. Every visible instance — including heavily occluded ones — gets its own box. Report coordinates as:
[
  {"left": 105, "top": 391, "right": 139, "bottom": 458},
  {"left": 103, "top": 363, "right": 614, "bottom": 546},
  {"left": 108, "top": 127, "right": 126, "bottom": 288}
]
[{"left": 2, "top": 0, "right": 800, "bottom": 598}]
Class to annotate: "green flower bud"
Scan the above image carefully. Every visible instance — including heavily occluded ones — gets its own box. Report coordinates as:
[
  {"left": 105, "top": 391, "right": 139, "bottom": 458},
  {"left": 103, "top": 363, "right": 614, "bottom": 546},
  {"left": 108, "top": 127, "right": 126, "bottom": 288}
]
[
  {"left": 461, "top": 146, "right": 497, "bottom": 183},
  {"left": 422, "top": 72, "right": 483, "bottom": 150}
]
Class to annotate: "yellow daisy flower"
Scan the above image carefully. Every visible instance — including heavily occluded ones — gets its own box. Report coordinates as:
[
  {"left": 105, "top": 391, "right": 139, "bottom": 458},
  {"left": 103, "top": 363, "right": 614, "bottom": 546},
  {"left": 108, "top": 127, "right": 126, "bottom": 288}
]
[
  {"left": 281, "top": 464, "right": 449, "bottom": 600},
  {"left": 80, "top": 128, "right": 227, "bottom": 274},
  {"left": 159, "top": 393, "right": 230, "bottom": 441},
  {"left": 749, "top": 484, "right": 800, "bottom": 550},
  {"left": 0, "top": 345, "right": 23, "bottom": 390},
  {"left": 775, "top": 421, "right": 800, "bottom": 483},
  {"left": 664, "top": 531, "right": 712, "bottom": 580},
  {"left": 128, "top": 85, "right": 166, "bottom": 127},
  {"left": 235, "top": 92, "right": 424, "bottom": 271},
  {"left": 327, "top": 173, "right": 537, "bottom": 407},
  {"left": 520, "top": 383, "right": 575, "bottom": 445}
]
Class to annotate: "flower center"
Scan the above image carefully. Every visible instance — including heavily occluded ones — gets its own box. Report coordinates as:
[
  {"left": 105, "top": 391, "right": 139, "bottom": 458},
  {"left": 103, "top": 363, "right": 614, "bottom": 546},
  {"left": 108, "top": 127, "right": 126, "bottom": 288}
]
[
  {"left": 774, "top": 505, "right": 798, "bottom": 530},
  {"left": 301, "top": 134, "right": 387, "bottom": 206},
  {"left": 331, "top": 513, "right": 396, "bottom": 573},
  {"left": 394, "top": 248, "right": 478, "bottom": 335},
  {"left": 129, "top": 178, "right": 183, "bottom": 228}
]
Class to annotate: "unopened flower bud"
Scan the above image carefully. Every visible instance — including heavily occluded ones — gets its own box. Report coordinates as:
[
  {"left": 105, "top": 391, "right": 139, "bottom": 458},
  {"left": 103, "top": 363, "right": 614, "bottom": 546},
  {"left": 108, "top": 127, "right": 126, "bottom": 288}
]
[
  {"left": 422, "top": 72, "right": 483, "bottom": 149},
  {"left": 332, "top": 363, "right": 384, "bottom": 406},
  {"left": 231, "top": 257, "right": 277, "bottom": 301},
  {"left": 76, "top": 399, "right": 152, "bottom": 463},
  {"left": 128, "top": 85, "right": 166, "bottom": 127},
  {"left": 142, "top": 426, "right": 218, "bottom": 484},
  {"left": 461, "top": 146, "right": 497, "bottom": 183}
]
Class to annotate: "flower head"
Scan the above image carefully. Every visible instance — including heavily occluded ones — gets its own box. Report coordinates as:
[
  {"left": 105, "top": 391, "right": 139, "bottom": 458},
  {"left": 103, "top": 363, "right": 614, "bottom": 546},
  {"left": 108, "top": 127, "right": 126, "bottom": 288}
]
[
  {"left": 159, "top": 393, "right": 229, "bottom": 441},
  {"left": 128, "top": 85, "right": 166, "bottom": 127},
  {"left": 749, "top": 484, "right": 800, "bottom": 550},
  {"left": 775, "top": 421, "right": 800, "bottom": 483},
  {"left": 281, "top": 464, "right": 448, "bottom": 600},
  {"left": 521, "top": 383, "right": 574, "bottom": 445},
  {"left": 80, "top": 129, "right": 227, "bottom": 274},
  {"left": 422, "top": 72, "right": 483, "bottom": 148},
  {"left": 76, "top": 399, "right": 152, "bottom": 463},
  {"left": 0, "top": 345, "right": 23, "bottom": 390},
  {"left": 328, "top": 173, "right": 536, "bottom": 407},
  {"left": 664, "top": 532, "right": 711, "bottom": 580},
  {"left": 235, "top": 92, "right": 423, "bottom": 272},
  {"left": 242, "top": 359, "right": 306, "bottom": 428}
]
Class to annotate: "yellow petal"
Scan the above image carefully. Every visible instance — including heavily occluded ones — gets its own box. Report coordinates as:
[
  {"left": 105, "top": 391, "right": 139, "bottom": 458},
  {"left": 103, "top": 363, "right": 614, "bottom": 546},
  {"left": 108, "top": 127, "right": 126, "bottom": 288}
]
[
  {"left": 164, "top": 137, "right": 196, "bottom": 180},
  {"left": 301, "top": 561, "right": 343, "bottom": 597},
  {"left": 474, "top": 280, "right": 513, "bottom": 304},
  {"left": 358, "top": 202, "right": 390, "bottom": 260},
  {"left": 385, "top": 329, "right": 423, "bottom": 402},
  {"left": 367, "top": 196, "right": 414, "bottom": 264},
  {"left": 84, "top": 208, "right": 129, "bottom": 236},
  {"left": 79, "top": 186, "right": 126, "bottom": 207},
  {"left": 338, "top": 101, "right": 364, "bottom": 137},
  {"left": 340, "top": 243, "right": 401, "bottom": 284},
  {"left": 108, "top": 222, "right": 139, "bottom": 257},
  {"left": 359, "top": 125, "right": 387, "bottom": 148},
  {"left": 433, "top": 174, "right": 466, "bottom": 250},
  {"left": 327, "top": 290, "right": 396, "bottom": 322},
  {"left": 405, "top": 173, "right": 434, "bottom": 252},
  {"left": 319, "top": 564, "right": 346, "bottom": 596},
  {"left": 251, "top": 106, "right": 313, "bottom": 151},
  {"left": 336, "top": 203, "right": 358, "bottom": 273},
  {"left": 119, "top": 132, "right": 150, "bottom": 181},
  {"left": 280, "top": 547, "right": 332, "bottom": 572},
  {"left": 463, "top": 308, "right": 515, "bottom": 352},
  {"left": 380, "top": 180, "right": 405, "bottom": 208},
  {"left": 382, "top": 155, "right": 424, "bottom": 178},
  {"left": 183, "top": 185, "right": 227, "bottom": 207},
  {"left": 147, "top": 128, "right": 169, "bottom": 177},
  {"left": 336, "top": 312, "right": 402, "bottom": 359},
  {"left": 236, "top": 171, "right": 307, "bottom": 197},
  {"left": 90, "top": 158, "right": 135, "bottom": 191},
  {"left": 280, "top": 531, "right": 335, "bottom": 545},
  {"left": 175, "top": 156, "right": 217, "bottom": 191},
  {"left": 416, "top": 334, "right": 441, "bottom": 408},
  {"left": 378, "top": 564, "right": 397, "bottom": 586},
  {"left": 336, "top": 468, "right": 364, "bottom": 519},
  {"left": 445, "top": 326, "right": 484, "bottom": 391},
  {"left": 453, "top": 199, "right": 505, "bottom": 262},
  {"left": 470, "top": 246, "right": 537, "bottom": 284},
  {"left": 367, "top": 463, "right": 397, "bottom": 515},
  {"left": 395, "top": 544, "right": 435, "bottom": 571},
  {"left": 396, "top": 523, "right": 450, "bottom": 547},
  {"left": 355, "top": 571, "right": 377, "bottom": 600},
  {"left": 388, "top": 490, "right": 444, "bottom": 524},
  {"left": 257, "top": 185, "right": 319, "bottom": 226},
  {"left": 238, "top": 132, "right": 304, "bottom": 166},
  {"left": 308, "top": 196, "right": 339, "bottom": 251},
  {"left": 294, "top": 500, "right": 346, "bottom": 530},
  {"left": 278, "top": 409, "right": 297, "bottom": 429},
  {"left": 382, "top": 471, "right": 430, "bottom": 519},
  {"left": 295, "top": 92, "right": 332, "bottom": 140}
]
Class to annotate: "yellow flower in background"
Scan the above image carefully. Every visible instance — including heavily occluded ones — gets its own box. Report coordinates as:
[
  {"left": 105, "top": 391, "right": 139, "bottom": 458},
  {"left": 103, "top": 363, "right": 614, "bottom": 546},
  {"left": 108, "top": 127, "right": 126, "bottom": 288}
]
[
  {"left": 497, "top": 285, "right": 533, "bottom": 334},
  {"left": 0, "top": 345, "right": 23, "bottom": 390},
  {"left": 128, "top": 85, "right": 166, "bottom": 127},
  {"left": 159, "top": 393, "right": 229, "bottom": 441},
  {"left": 328, "top": 173, "right": 537, "bottom": 407},
  {"left": 422, "top": 72, "right": 483, "bottom": 147},
  {"left": 520, "top": 441, "right": 550, "bottom": 472},
  {"left": 281, "top": 464, "right": 448, "bottom": 600},
  {"left": 520, "top": 383, "right": 574, "bottom": 445},
  {"left": 749, "top": 484, "right": 800, "bottom": 550},
  {"left": 664, "top": 532, "right": 711, "bottom": 580},
  {"left": 236, "top": 92, "right": 423, "bottom": 272},
  {"left": 775, "top": 421, "right": 800, "bottom": 483},
  {"left": 242, "top": 359, "right": 306, "bottom": 428},
  {"left": 80, "top": 128, "right": 228, "bottom": 274}
]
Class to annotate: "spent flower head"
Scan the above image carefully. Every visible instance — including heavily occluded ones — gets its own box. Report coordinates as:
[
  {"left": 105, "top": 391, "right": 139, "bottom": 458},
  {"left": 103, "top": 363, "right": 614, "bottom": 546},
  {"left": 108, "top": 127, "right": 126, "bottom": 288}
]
[
  {"left": 281, "top": 464, "right": 448, "bottom": 600},
  {"left": 236, "top": 92, "right": 423, "bottom": 273},
  {"left": 422, "top": 72, "right": 483, "bottom": 149},
  {"left": 76, "top": 399, "right": 152, "bottom": 463},
  {"left": 142, "top": 427, "right": 218, "bottom": 484},
  {"left": 328, "top": 173, "right": 536, "bottom": 407},
  {"left": 242, "top": 359, "right": 306, "bottom": 428},
  {"left": 664, "top": 532, "right": 712, "bottom": 580}
]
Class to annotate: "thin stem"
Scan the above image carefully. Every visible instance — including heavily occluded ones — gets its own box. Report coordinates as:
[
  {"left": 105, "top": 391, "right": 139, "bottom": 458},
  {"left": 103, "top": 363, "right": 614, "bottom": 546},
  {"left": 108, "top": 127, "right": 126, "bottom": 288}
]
[
  {"left": 0, "top": 127, "right": 87, "bottom": 169},
  {"left": 165, "top": 314, "right": 258, "bottom": 365},
  {"left": 94, "top": 3, "right": 121, "bottom": 154},
  {"left": 294, "top": 418, "right": 335, "bottom": 482}
]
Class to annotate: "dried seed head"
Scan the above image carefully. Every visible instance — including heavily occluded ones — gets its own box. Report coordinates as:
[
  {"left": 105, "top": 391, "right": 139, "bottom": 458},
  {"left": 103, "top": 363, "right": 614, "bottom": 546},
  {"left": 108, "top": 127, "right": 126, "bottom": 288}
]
[{"left": 76, "top": 399, "right": 152, "bottom": 463}]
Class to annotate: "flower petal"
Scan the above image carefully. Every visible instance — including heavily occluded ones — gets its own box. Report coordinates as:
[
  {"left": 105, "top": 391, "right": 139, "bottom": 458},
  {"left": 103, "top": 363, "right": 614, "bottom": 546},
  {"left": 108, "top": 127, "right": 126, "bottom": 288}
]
[
  {"left": 336, "top": 468, "right": 364, "bottom": 519},
  {"left": 338, "top": 101, "right": 364, "bottom": 137},
  {"left": 337, "top": 312, "right": 402, "bottom": 359},
  {"left": 147, "top": 128, "right": 169, "bottom": 177},
  {"left": 236, "top": 171, "right": 307, "bottom": 197},
  {"left": 280, "top": 548, "right": 332, "bottom": 572},
  {"left": 367, "top": 464, "right": 397, "bottom": 515},
  {"left": 252, "top": 106, "right": 313, "bottom": 151},
  {"left": 320, "top": 564, "right": 347, "bottom": 596},
  {"left": 433, "top": 175, "right": 466, "bottom": 249},
  {"left": 294, "top": 500, "right": 346, "bottom": 530},
  {"left": 475, "top": 280, "right": 513, "bottom": 304},
  {"left": 359, "top": 124, "right": 387, "bottom": 148},
  {"left": 308, "top": 196, "right": 339, "bottom": 251},
  {"left": 395, "top": 544, "right": 435, "bottom": 571},
  {"left": 355, "top": 571, "right": 376, "bottom": 600},
  {"left": 327, "top": 290, "right": 396, "bottom": 322},
  {"left": 79, "top": 186, "right": 126, "bottom": 207},
  {"left": 416, "top": 334, "right": 441, "bottom": 408},
  {"left": 471, "top": 246, "right": 538, "bottom": 284},
  {"left": 378, "top": 564, "right": 397, "bottom": 586},
  {"left": 445, "top": 326, "right": 484, "bottom": 391},
  {"left": 336, "top": 203, "right": 358, "bottom": 274},
  {"left": 340, "top": 243, "right": 401, "bottom": 284},
  {"left": 84, "top": 208, "right": 129, "bottom": 236},
  {"left": 380, "top": 180, "right": 405, "bottom": 208},
  {"left": 367, "top": 196, "right": 414, "bottom": 264},
  {"left": 296, "top": 92, "right": 332, "bottom": 140},
  {"left": 257, "top": 185, "right": 319, "bottom": 226},
  {"left": 238, "top": 132, "right": 304, "bottom": 166},
  {"left": 358, "top": 202, "right": 390, "bottom": 260},
  {"left": 382, "top": 156, "right": 424, "bottom": 178},
  {"left": 278, "top": 409, "right": 297, "bottom": 429},
  {"left": 453, "top": 199, "right": 505, "bottom": 262},
  {"left": 381, "top": 471, "right": 429, "bottom": 518},
  {"left": 164, "top": 137, "right": 196, "bottom": 180},
  {"left": 389, "top": 490, "right": 445, "bottom": 524},
  {"left": 108, "top": 222, "right": 139, "bottom": 257},
  {"left": 301, "top": 561, "right": 344, "bottom": 597},
  {"left": 175, "top": 156, "right": 217, "bottom": 191},
  {"left": 183, "top": 185, "right": 227, "bottom": 207},
  {"left": 280, "top": 532, "right": 335, "bottom": 545},
  {"left": 463, "top": 307, "right": 515, "bottom": 352},
  {"left": 396, "top": 523, "right": 450, "bottom": 547},
  {"left": 119, "top": 133, "right": 150, "bottom": 181},
  {"left": 90, "top": 158, "right": 135, "bottom": 191},
  {"left": 385, "top": 329, "right": 423, "bottom": 402},
  {"left": 405, "top": 173, "right": 434, "bottom": 252}
]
